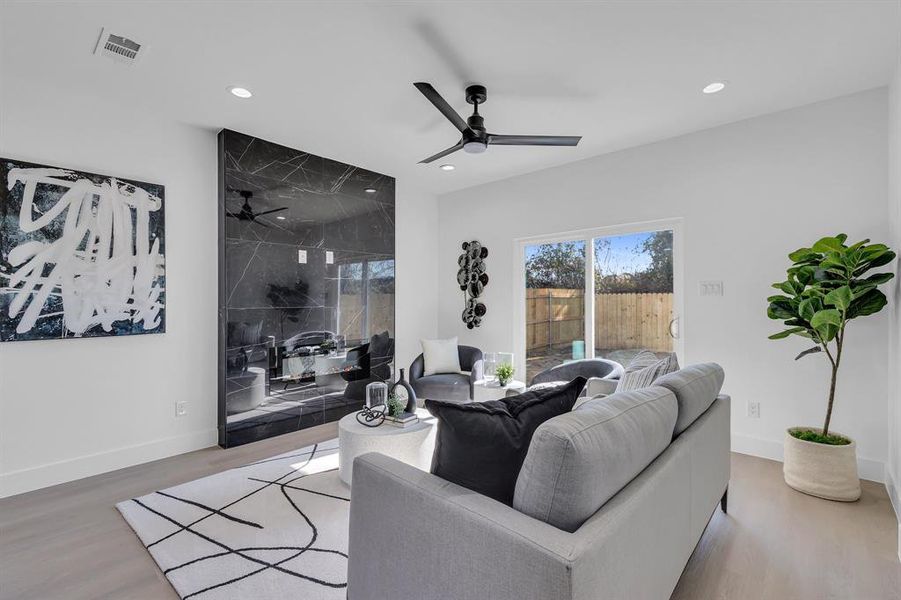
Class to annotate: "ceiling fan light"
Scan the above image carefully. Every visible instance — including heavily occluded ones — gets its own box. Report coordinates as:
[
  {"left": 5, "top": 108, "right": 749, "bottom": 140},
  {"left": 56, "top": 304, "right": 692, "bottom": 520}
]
[{"left": 463, "top": 140, "right": 487, "bottom": 154}]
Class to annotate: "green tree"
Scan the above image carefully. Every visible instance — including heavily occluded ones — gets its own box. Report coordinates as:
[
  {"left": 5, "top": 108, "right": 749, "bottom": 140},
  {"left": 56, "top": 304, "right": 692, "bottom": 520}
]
[
  {"left": 525, "top": 242, "right": 585, "bottom": 289},
  {"left": 595, "top": 230, "right": 673, "bottom": 293}
]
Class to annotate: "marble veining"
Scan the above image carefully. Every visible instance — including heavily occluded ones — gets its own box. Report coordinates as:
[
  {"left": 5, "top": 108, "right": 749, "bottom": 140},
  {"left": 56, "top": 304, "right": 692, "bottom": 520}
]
[{"left": 219, "top": 130, "right": 395, "bottom": 448}]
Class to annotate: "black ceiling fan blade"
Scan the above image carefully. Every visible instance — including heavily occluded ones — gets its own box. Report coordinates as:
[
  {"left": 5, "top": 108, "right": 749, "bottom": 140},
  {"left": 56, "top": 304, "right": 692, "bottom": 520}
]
[
  {"left": 225, "top": 211, "right": 242, "bottom": 219},
  {"left": 414, "top": 82, "right": 471, "bottom": 135},
  {"left": 254, "top": 207, "right": 288, "bottom": 217},
  {"left": 419, "top": 141, "right": 464, "bottom": 164},
  {"left": 488, "top": 134, "right": 582, "bottom": 146}
]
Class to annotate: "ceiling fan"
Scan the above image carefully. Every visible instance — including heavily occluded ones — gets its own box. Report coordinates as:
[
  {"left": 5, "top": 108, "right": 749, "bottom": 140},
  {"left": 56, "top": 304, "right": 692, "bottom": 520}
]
[
  {"left": 226, "top": 190, "right": 288, "bottom": 225},
  {"left": 414, "top": 82, "right": 582, "bottom": 164}
]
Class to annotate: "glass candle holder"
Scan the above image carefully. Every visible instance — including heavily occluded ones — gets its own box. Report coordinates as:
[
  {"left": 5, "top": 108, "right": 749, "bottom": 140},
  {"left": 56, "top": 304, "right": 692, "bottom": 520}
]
[
  {"left": 497, "top": 352, "right": 514, "bottom": 369},
  {"left": 484, "top": 352, "right": 498, "bottom": 380},
  {"left": 365, "top": 381, "right": 388, "bottom": 408}
]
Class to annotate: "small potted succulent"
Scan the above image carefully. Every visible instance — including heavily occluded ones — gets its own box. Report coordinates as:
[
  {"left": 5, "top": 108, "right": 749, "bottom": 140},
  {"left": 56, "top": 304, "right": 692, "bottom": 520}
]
[
  {"left": 767, "top": 234, "right": 894, "bottom": 501},
  {"left": 495, "top": 363, "right": 515, "bottom": 387}
]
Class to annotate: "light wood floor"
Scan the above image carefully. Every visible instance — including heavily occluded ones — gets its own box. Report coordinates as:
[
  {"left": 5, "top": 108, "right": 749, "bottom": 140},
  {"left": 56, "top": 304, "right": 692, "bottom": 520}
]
[{"left": 1, "top": 429, "right": 899, "bottom": 600}]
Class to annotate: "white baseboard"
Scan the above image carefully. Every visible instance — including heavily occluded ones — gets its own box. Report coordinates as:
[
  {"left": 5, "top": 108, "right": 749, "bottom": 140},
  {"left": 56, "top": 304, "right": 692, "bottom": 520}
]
[
  {"left": 0, "top": 428, "right": 219, "bottom": 498},
  {"left": 731, "top": 432, "right": 885, "bottom": 483}
]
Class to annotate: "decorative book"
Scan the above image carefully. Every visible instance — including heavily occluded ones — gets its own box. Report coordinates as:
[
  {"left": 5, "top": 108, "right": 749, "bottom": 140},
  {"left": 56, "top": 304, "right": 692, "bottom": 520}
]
[{"left": 385, "top": 412, "right": 419, "bottom": 427}]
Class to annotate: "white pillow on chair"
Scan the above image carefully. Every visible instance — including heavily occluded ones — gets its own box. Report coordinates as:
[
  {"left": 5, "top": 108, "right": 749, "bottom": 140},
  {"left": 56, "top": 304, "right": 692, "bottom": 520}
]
[{"left": 421, "top": 337, "right": 462, "bottom": 376}]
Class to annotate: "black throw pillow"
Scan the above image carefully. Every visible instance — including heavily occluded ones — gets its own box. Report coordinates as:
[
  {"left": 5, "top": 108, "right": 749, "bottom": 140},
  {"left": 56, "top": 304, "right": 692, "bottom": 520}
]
[{"left": 425, "top": 377, "right": 586, "bottom": 505}]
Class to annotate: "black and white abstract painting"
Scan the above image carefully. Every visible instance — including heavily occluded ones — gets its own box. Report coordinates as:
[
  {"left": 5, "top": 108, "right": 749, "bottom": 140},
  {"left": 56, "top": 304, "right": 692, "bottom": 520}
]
[{"left": 0, "top": 158, "right": 166, "bottom": 342}]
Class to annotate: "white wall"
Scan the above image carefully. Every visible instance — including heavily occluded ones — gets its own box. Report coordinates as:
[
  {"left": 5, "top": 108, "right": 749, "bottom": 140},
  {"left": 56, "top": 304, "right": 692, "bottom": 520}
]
[
  {"left": 438, "top": 89, "right": 890, "bottom": 481},
  {"left": 0, "top": 85, "right": 439, "bottom": 498},
  {"left": 395, "top": 181, "right": 440, "bottom": 370},
  {"left": 887, "top": 54, "right": 901, "bottom": 545}
]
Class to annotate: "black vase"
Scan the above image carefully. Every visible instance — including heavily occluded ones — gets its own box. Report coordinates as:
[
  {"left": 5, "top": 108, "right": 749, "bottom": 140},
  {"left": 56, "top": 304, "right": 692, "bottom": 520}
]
[{"left": 391, "top": 368, "right": 417, "bottom": 413}]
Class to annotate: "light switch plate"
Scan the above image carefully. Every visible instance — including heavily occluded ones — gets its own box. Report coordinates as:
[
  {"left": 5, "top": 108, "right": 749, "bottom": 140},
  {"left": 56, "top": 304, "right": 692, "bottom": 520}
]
[
  {"left": 297, "top": 249, "right": 307, "bottom": 264},
  {"left": 175, "top": 401, "right": 188, "bottom": 417},
  {"left": 325, "top": 251, "right": 334, "bottom": 264},
  {"left": 699, "top": 280, "right": 724, "bottom": 296}
]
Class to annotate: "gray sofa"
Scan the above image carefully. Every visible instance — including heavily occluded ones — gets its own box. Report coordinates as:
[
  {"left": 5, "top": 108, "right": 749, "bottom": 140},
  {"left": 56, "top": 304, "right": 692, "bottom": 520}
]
[
  {"left": 348, "top": 363, "right": 729, "bottom": 600},
  {"left": 409, "top": 345, "right": 484, "bottom": 403}
]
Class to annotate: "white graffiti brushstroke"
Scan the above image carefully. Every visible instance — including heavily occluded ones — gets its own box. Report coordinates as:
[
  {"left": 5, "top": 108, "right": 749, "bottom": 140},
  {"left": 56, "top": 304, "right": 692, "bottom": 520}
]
[{"left": 2, "top": 167, "right": 164, "bottom": 336}]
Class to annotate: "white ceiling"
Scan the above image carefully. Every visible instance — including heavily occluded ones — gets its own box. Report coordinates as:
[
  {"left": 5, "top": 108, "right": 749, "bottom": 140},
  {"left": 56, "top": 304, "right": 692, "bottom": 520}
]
[{"left": 1, "top": 1, "right": 899, "bottom": 196}]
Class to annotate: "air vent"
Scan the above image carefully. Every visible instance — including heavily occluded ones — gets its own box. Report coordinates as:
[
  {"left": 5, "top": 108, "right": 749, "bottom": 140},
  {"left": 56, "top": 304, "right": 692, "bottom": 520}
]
[{"left": 93, "top": 27, "right": 144, "bottom": 64}]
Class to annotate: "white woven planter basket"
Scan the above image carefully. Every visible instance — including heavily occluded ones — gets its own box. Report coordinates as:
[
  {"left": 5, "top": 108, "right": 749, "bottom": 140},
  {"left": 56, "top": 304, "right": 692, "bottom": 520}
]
[{"left": 783, "top": 428, "right": 860, "bottom": 502}]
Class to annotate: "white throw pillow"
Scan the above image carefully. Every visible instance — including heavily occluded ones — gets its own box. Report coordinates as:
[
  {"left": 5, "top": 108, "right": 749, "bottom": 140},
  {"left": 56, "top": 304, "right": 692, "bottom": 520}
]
[{"left": 421, "top": 337, "right": 462, "bottom": 376}]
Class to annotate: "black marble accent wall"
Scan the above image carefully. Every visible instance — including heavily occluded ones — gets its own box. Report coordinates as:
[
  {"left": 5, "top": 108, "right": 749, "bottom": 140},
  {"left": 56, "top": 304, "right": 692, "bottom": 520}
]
[{"left": 218, "top": 130, "right": 395, "bottom": 448}]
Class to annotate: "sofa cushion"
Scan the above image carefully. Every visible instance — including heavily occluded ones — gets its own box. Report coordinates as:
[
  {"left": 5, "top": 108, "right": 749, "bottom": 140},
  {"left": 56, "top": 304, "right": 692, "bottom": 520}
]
[
  {"left": 653, "top": 362, "right": 725, "bottom": 437},
  {"left": 622, "top": 349, "right": 660, "bottom": 371},
  {"left": 421, "top": 337, "right": 462, "bottom": 376},
  {"left": 425, "top": 377, "right": 586, "bottom": 505},
  {"left": 616, "top": 352, "right": 679, "bottom": 392},
  {"left": 513, "top": 386, "right": 678, "bottom": 532}
]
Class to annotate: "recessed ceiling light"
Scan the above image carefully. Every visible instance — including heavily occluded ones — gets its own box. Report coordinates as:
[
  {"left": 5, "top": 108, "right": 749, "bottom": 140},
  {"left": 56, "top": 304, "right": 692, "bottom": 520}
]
[
  {"left": 364, "top": 187, "right": 377, "bottom": 193},
  {"left": 228, "top": 86, "right": 253, "bottom": 99},
  {"left": 276, "top": 215, "right": 286, "bottom": 220},
  {"left": 702, "top": 82, "right": 726, "bottom": 94},
  {"left": 439, "top": 164, "right": 455, "bottom": 171}
]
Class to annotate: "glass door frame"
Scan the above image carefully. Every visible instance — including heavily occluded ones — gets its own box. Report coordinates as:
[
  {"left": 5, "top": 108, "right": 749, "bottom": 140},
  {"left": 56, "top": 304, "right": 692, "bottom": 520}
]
[{"left": 512, "top": 218, "right": 684, "bottom": 380}]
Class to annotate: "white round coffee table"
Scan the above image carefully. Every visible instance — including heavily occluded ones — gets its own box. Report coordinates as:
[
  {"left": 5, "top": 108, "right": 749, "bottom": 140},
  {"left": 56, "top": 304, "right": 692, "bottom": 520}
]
[
  {"left": 472, "top": 379, "right": 527, "bottom": 402},
  {"left": 338, "top": 408, "right": 437, "bottom": 486}
]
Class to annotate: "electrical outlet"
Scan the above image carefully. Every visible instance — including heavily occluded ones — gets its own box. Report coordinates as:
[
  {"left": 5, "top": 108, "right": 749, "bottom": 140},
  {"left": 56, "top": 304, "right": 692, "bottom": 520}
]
[
  {"left": 747, "top": 401, "right": 760, "bottom": 419},
  {"left": 297, "top": 249, "right": 307, "bottom": 264},
  {"left": 175, "top": 401, "right": 188, "bottom": 417}
]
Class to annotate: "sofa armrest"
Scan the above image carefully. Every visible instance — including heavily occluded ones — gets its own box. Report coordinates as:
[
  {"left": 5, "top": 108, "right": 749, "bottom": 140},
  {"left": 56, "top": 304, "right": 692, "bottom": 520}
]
[
  {"left": 348, "top": 453, "right": 576, "bottom": 600},
  {"left": 585, "top": 377, "right": 618, "bottom": 398},
  {"left": 468, "top": 358, "right": 484, "bottom": 399}
]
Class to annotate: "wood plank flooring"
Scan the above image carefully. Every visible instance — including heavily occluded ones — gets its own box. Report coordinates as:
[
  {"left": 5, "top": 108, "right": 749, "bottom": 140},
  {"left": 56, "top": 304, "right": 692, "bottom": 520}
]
[{"left": 1, "top": 431, "right": 898, "bottom": 600}]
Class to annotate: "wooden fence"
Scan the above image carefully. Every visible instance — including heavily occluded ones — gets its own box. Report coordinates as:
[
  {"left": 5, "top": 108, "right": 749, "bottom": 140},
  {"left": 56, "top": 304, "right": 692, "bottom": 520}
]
[
  {"left": 526, "top": 289, "right": 673, "bottom": 353},
  {"left": 339, "top": 292, "right": 394, "bottom": 342}
]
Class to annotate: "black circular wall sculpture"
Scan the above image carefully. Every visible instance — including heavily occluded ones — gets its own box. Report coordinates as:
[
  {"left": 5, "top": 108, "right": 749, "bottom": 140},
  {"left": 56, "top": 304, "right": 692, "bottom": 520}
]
[{"left": 458, "top": 240, "right": 488, "bottom": 328}]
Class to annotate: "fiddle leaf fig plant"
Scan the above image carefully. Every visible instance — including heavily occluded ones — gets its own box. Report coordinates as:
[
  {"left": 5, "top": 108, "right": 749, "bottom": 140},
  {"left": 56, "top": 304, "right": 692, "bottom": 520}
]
[{"left": 767, "top": 234, "right": 895, "bottom": 441}]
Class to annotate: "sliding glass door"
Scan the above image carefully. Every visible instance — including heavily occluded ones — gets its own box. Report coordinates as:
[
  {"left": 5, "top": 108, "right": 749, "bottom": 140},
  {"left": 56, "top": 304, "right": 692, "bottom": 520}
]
[
  {"left": 524, "top": 241, "right": 587, "bottom": 383},
  {"left": 518, "top": 223, "right": 679, "bottom": 384},
  {"left": 593, "top": 230, "right": 674, "bottom": 365}
]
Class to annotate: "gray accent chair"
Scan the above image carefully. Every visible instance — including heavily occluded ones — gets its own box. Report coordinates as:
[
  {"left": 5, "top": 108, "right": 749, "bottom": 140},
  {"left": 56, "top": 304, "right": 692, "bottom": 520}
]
[
  {"left": 409, "top": 345, "right": 483, "bottom": 403},
  {"left": 348, "top": 363, "right": 730, "bottom": 600},
  {"left": 529, "top": 357, "right": 623, "bottom": 386},
  {"left": 509, "top": 358, "right": 624, "bottom": 399}
]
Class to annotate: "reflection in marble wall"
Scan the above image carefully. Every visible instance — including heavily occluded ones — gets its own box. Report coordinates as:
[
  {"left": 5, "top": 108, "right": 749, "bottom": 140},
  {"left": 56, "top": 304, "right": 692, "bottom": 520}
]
[{"left": 218, "top": 130, "right": 395, "bottom": 447}]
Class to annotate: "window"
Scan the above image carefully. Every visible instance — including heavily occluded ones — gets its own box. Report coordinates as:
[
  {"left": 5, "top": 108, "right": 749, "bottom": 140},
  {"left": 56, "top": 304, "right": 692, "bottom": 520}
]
[{"left": 517, "top": 221, "right": 681, "bottom": 383}]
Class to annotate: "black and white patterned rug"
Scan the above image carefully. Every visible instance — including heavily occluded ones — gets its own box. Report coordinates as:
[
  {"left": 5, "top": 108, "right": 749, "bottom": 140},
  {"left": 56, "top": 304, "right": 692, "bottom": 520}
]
[{"left": 117, "top": 439, "right": 350, "bottom": 599}]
